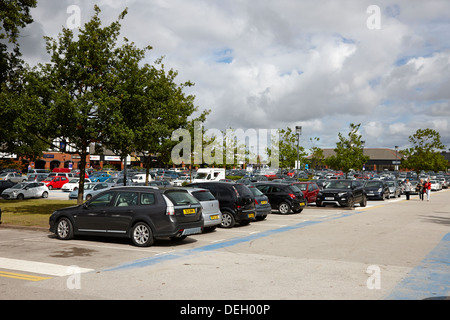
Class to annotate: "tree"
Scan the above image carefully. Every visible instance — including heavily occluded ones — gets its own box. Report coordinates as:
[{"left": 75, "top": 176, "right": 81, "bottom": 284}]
[
  {"left": 401, "top": 128, "right": 447, "bottom": 173},
  {"left": 325, "top": 123, "right": 369, "bottom": 175},
  {"left": 19, "top": 6, "right": 141, "bottom": 204},
  {"left": 268, "top": 127, "right": 306, "bottom": 169},
  {"left": 0, "top": 0, "right": 37, "bottom": 89}
]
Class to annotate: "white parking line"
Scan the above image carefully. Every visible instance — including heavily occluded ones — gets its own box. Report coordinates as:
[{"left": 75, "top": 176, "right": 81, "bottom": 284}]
[{"left": 0, "top": 257, "right": 93, "bottom": 277}]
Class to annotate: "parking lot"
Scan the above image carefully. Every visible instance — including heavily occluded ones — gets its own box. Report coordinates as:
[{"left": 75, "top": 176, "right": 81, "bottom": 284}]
[{"left": 1, "top": 188, "right": 449, "bottom": 301}]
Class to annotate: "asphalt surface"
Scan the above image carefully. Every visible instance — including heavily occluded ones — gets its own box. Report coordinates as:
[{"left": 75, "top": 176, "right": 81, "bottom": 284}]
[{"left": 0, "top": 189, "right": 449, "bottom": 303}]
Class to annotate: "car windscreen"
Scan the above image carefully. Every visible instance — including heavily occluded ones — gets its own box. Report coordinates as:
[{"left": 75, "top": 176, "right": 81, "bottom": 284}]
[
  {"left": 365, "top": 181, "right": 382, "bottom": 187},
  {"left": 165, "top": 191, "right": 199, "bottom": 205},
  {"left": 325, "top": 181, "right": 352, "bottom": 189},
  {"left": 11, "top": 183, "right": 27, "bottom": 189},
  {"left": 191, "top": 190, "right": 216, "bottom": 201}
]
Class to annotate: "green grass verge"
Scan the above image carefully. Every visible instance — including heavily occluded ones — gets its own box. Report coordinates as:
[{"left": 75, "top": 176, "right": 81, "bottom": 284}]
[{"left": 0, "top": 199, "right": 77, "bottom": 228}]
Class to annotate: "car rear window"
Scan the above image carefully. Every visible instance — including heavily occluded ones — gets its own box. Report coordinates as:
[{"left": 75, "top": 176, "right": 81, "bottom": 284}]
[
  {"left": 233, "top": 184, "right": 253, "bottom": 198},
  {"left": 165, "top": 191, "right": 199, "bottom": 205},
  {"left": 248, "top": 185, "right": 264, "bottom": 196},
  {"left": 191, "top": 190, "right": 216, "bottom": 201}
]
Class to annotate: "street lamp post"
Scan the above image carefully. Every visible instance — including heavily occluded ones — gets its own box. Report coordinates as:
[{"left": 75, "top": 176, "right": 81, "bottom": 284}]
[
  {"left": 395, "top": 146, "right": 399, "bottom": 171},
  {"left": 296, "top": 126, "right": 302, "bottom": 178}
]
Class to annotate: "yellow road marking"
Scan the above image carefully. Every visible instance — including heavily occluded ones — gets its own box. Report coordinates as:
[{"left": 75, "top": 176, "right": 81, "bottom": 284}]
[{"left": 0, "top": 271, "right": 52, "bottom": 282}]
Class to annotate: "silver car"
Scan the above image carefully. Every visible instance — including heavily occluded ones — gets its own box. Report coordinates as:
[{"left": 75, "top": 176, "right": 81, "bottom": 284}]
[
  {"left": 0, "top": 172, "right": 26, "bottom": 183},
  {"left": 177, "top": 187, "right": 222, "bottom": 231},
  {"left": 69, "top": 182, "right": 110, "bottom": 200},
  {"left": 1, "top": 182, "right": 49, "bottom": 200}
]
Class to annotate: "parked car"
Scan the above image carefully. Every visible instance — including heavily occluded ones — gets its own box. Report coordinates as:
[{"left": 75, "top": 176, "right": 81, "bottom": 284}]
[
  {"left": 187, "top": 182, "right": 255, "bottom": 228},
  {"left": 247, "top": 185, "right": 271, "bottom": 220},
  {"left": 0, "top": 172, "right": 25, "bottom": 183},
  {"left": 290, "top": 181, "right": 320, "bottom": 204},
  {"left": 27, "top": 173, "right": 49, "bottom": 182},
  {"left": 26, "top": 169, "right": 50, "bottom": 179},
  {"left": 384, "top": 180, "right": 401, "bottom": 198},
  {"left": 89, "top": 172, "right": 111, "bottom": 182},
  {"left": 47, "top": 172, "right": 75, "bottom": 179},
  {"left": 316, "top": 179, "right": 366, "bottom": 207},
  {"left": 49, "top": 186, "right": 204, "bottom": 247},
  {"left": 62, "top": 178, "right": 92, "bottom": 192},
  {"left": 172, "top": 176, "right": 191, "bottom": 186},
  {"left": 68, "top": 182, "right": 110, "bottom": 200},
  {"left": 364, "top": 180, "right": 389, "bottom": 200},
  {"left": 429, "top": 180, "right": 442, "bottom": 191},
  {"left": 0, "top": 180, "right": 17, "bottom": 195},
  {"left": 254, "top": 182, "right": 306, "bottom": 214},
  {"left": 131, "top": 173, "right": 152, "bottom": 184},
  {"left": 179, "top": 187, "right": 222, "bottom": 231},
  {"left": 1, "top": 182, "right": 49, "bottom": 200},
  {"left": 43, "top": 176, "right": 69, "bottom": 190}
]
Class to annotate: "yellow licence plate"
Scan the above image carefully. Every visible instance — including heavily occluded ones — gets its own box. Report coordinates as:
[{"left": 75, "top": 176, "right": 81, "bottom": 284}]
[
  {"left": 300, "top": 202, "right": 305, "bottom": 206},
  {"left": 261, "top": 201, "right": 267, "bottom": 204},
  {"left": 248, "top": 213, "right": 255, "bottom": 218},
  {"left": 183, "top": 208, "right": 196, "bottom": 215},
  {"left": 210, "top": 215, "right": 219, "bottom": 220}
]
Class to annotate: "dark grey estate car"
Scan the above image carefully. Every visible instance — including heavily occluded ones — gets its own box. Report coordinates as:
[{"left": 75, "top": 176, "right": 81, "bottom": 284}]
[{"left": 49, "top": 186, "right": 204, "bottom": 247}]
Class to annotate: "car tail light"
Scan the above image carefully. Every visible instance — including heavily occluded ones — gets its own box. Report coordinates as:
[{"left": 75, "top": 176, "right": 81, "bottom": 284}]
[
  {"left": 289, "top": 193, "right": 296, "bottom": 199},
  {"left": 163, "top": 195, "right": 175, "bottom": 215},
  {"left": 254, "top": 199, "right": 259, "bottom": 205}
]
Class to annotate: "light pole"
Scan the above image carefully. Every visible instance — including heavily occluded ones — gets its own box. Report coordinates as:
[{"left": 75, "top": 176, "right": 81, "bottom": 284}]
[
  {"left": 395, "top": 146, "right": 399, "bottom": 171},
  {"left": 296, "top": 126, "right": 302, "bottom": 178},
  {"left": 361, "top": 140, "right": 365, "bottom": 172}
]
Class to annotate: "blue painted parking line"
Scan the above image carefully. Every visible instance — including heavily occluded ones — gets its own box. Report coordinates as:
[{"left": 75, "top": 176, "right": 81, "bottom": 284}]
[
  {"left": 385, "top": 233, "right": 450, "bottom": 300},
  {"left": 104, "top": 210, "right": 363, "bottom": 272}
]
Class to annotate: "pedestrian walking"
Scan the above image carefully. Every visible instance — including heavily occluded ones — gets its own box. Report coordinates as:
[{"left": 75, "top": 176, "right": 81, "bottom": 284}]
[
  {"left": 417, "top": 179, "right": 424, "bottom": 201},
  {"left": 405, "top": 179, "right": 412, "bottom": 200},
  {"left": 424, "top": 178, "right": 431, "bottom": 201}
]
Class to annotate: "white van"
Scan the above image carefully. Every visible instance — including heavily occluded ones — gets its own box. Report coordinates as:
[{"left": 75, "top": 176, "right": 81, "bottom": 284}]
[
  {"left": 131, "top": 173, "right": 152, "bottom": 183},
  {"left": 193, "top": 168, "right": 225, "bottom": 183}
]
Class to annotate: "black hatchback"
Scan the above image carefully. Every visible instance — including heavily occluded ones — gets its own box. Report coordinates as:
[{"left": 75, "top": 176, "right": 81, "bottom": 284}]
[
  {"left": 187, "top": 182, "right": 256, "bottom": 228},
  {"left": 254, "top": 182, "right": 307, "bottom": 214},
  {"left": 49, "top": 186, "right": 204, "bottom": 247}
]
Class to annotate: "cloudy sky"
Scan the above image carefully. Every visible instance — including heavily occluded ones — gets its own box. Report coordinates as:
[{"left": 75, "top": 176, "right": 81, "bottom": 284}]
[{"left": 17, "top": 0, "right": 450, "bottom": 151}]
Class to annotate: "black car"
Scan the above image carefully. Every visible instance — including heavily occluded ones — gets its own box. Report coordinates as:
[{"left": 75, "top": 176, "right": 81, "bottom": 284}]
[
  {"left": 49, "top": 186, "right": 204, "bottom": 247},
  {"left": 254, "top": 182, "right": 306, "bottom": 214},
  {"left": 247, "top": 185, "right": 271, "bottom": 220},
  {"left": 316, "top": 179, "right": 367, "bottom": 207},
  {"left": 364, "top": 180, "right": 390, "bottom": 200},
  {"left": 0, "top": 180, "right": 17, "bottom": 194},
  {"left": 187, "top": 182, "right": 255, "bottom": 228}
]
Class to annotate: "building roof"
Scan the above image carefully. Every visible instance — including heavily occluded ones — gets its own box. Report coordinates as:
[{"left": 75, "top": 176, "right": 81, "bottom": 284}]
[{"left": 319, "top": 148, "right": 403, "bottom": 160}]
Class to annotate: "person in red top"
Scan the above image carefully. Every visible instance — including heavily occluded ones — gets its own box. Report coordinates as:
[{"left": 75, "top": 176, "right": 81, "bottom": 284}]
[{"left": 424, "top": 178, "right": 432, "bottom": 201}]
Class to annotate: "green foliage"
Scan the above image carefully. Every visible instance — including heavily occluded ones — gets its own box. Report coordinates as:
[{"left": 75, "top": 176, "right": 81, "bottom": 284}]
[
  {"left": 401, "top": 128, "right": 447, "bottom": 172},
  {"left": 325, "top": 123, "right": 369, "bottom": 174}
]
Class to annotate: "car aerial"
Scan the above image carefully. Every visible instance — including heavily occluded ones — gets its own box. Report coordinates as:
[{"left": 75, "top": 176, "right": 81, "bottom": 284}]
[
  {"left": 43, "top": 176, "right": 69, "bottom": 190},
  {"left": 290, "top": 181, "right": 320, "bottom": 204},
  {"left": 316, "top": 179, "right": 367, "bottom": 208},
  {"left": 254, "top": 182, "right": 306, "bottom": 214},
  {"left": 0, "top": 172, "right": 26, "bottom": 183},
  {"left": 178, "top": 187, "right": 222, "bottom": 232},
  {"left": 187, "top": 181, "right": 255, "bottom": 228},
  {"left": 384, "top": 180, "right": 401, "bottom": 198},
  {"left": 1, "top": 182, "right": 49, "bottom": 200},
  {"left": 247, "top": 184, "right": 271, "bottom": 220},
  {"left": 49, "top": 186, "right": 204, "bottom": 247},
  {"left": 62, "top": 178, "right": 92, "bottom": 192},
  {"left": 69, "top": 182, "right": 110, "bottom": 200}
]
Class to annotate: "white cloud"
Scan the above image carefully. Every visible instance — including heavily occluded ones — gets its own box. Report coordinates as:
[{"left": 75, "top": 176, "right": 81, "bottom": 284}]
[{"left": 17, "top": 0, "right": 450, "bottom": 149}]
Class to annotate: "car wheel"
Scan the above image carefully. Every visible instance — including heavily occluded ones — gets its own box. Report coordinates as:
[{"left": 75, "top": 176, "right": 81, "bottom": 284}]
[
  {"left": 347, "top": 197, "right": 354, "bottom": 208},
  {"left": 17, "top": 193, "right": 24, "bottom": 200},
  {"left": 42, "top": 191, "right": 48, "bottom": 198},
  {"left": 278, "top": 202, "right": 291, "bottom": 214},
  {"left": 131, "top": 222, "right": 154, "bottom": 247},
  {"left": 86, "top": 194, "right": 92, "bottom": 201},
  {"left": 220, "top": 211, "right": 235, "bottom": 228},
  {"left": 56, "top": 217, "right": 74, "bottom": 240},
  {"left": 316, "top": 201, "right": 324, "bottom": 207},
  {"left": 360, "top": 195, "right": 367, "bottom": 207}
]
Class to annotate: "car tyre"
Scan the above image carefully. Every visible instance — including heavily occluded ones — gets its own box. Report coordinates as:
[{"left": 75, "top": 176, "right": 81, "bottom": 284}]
[
  {"left": 42, "top": 191, "right": 48, "bottom": 198},
  {"left": 56, "top": 217, "right": 74, "bottom": 240},
  {"left": 278, "top": 202, "right": 291, "bottom": 214},
  {"left": 220, "top": 211, "right": 235, "bottom": 228},
  {"left": 360, "top": 195, "right": 367, "bottom": 207},
  {"left": 16, "top": 193, "right": 24, "bottom": 200},
  {"left": 131, "top": 222, "right": 154, "bottom": 247}
]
